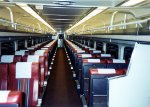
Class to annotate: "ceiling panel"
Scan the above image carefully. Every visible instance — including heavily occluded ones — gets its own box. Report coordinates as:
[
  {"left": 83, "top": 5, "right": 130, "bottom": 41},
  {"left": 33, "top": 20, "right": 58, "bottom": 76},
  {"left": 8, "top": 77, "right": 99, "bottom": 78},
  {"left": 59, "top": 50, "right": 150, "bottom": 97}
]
[
  {"left": 41, "top": 6, "right": 91, "bottom": 31},
  {"left": 46, "top": 15, "right": 80, "bottom": 19},
  {"left": 43, "top": 7, "right": 89, "bottom": 15}
]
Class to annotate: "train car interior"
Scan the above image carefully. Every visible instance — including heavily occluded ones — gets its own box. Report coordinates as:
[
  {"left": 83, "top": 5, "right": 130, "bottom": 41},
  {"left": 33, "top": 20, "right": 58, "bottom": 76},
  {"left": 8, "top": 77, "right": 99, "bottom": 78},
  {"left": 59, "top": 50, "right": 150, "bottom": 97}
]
[{"left": 0, "top": 0, "right": 150, "bottom": 107}]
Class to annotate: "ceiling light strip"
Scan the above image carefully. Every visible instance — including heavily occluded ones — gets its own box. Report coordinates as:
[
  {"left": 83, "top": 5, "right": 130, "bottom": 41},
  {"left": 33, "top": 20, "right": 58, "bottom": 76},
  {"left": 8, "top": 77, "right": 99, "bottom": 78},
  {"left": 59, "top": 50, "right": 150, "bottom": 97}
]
[
  {"left": 43, "top": 14, "right": 82, "bottom": 17},
  {"left": 17, "top": 3, "right": 56, "bottom": 32},
  {"left": 121, "top": 0, "right": 145, "bottom": 6},
  {"left": 66, "top": 7, "right": 107, "bottom": 33}
]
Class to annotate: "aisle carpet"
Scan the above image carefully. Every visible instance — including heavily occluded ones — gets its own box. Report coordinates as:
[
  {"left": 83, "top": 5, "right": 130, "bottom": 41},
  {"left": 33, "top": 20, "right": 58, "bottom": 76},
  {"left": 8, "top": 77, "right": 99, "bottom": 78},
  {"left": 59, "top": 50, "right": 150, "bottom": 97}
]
[{"left": 42, "top": 48, "right": 82, "bottom": 107}]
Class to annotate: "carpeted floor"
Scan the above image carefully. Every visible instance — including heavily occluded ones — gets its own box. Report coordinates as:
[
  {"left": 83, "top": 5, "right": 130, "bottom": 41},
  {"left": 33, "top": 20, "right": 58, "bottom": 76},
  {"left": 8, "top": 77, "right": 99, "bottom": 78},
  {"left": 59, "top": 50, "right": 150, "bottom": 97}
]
[{"left": 42, "top": 48, "right": 82, "bottom": 107}]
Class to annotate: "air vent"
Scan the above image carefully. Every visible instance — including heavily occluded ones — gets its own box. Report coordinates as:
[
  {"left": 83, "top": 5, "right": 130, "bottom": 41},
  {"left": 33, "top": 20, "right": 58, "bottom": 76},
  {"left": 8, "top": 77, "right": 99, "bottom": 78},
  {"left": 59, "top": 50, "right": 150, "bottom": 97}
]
[{"left": 52, "top": 0, "right": 75, "bottom": 6}]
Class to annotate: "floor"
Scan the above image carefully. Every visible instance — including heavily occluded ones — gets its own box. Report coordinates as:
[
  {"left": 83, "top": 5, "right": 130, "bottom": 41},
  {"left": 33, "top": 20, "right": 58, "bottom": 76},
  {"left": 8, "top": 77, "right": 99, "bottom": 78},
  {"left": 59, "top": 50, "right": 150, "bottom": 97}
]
[{"left": 42, "top": 48, "right": 82, "bottom": 107}]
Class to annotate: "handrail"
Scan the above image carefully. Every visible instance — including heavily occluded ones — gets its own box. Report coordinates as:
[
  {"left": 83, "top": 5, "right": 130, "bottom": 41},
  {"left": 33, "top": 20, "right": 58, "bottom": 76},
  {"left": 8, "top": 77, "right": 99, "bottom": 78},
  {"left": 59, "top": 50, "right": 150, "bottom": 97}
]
[
  {"left": 110, "top": 11, "right": 118, "bottom": 31},
  {"left": 73, "top": 18, "right": 149, "bottom": 35},
  {"left": 88, "top": 18, "right": 149, "bottom": 32},
  {"left": 74, "top": 10, "right": 147, "bottom": 35},
  {"left": 0, "top": 18, "right": 43, "bottom": 33},
  {"left": 110, "top": 10, "right": 143, "bottom": 30},
  {"left": 6, "top": 7, "right": 14, "bottom": 28},
  {"left": 123, "top": 14, "right": 127, "bottom": 29}
]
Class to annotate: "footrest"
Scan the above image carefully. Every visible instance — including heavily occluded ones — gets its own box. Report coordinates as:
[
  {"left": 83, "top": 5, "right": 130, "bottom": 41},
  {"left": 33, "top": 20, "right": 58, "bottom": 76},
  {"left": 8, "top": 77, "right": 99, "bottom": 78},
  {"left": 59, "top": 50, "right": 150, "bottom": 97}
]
[
  {"left": 48, "top": 71, "right": 50, "bottom": 75},
  {"left": 72, "top": 71, "right": 76, "bottom": 77},
  {"left": 49, "top": 66, "right": 52, "bottom": 70},
  {"left": 37, "top": 98, "right": 42, "bottom": 107},
  {"left": 44, "top": 81, "right": 47, "bottom": 86},
  {"left": 71, "top": 66, "right": 73, "bottom": 70},
  {"left": 75, "top": 80, "right": 80, "bottom": 89},
  {"left": 80, "top": 95, "right": 87, "bottom": 107}
]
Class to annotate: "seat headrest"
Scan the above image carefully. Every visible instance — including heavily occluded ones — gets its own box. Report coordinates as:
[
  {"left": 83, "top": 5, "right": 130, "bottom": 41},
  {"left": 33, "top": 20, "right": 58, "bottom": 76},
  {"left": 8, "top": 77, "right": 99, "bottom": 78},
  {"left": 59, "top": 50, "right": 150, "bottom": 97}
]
[
  {"left": 83, "top": 59, "right": 100, "bottom": 63},
  {"left": 74, "top": 48, "right": 82, "bottom": 51},
  {"left": 34, "top": 50, "right": 45, "bottom": 56},
  {"left": 44, "top": 40, "right": 56, "bottom": 47},
  {"left": 93, "top": 50, "right": 101, "bottom": 54},
  {"left": 0, "top": 91, "right": 10, "bottom": 103},
  {"left": 113, "top": 59, "right": 125, "bottom": 63},
  {"left": 27, "top": 47, "right": 35, "bottom": 50},
  {"left": 76, "top": 50, "right": 85, "bottom": 53},
  {"left": 89, "top": 48, "right": 96, "bottom": 51},
  {"left": 27, "top": 55, "right": 39, "bottom": 63},
  {"left": 1, "top": 55, "right": 14, "bottom": 63},
  {"left": 78, "top": 54, "right": 92, "bottom": 58},
  {"left": 15, "top": 51, "right": 25, "bottom": 56},
  {"left": 20, "top": 50, "right": 28, "bottom": 51},
  {"left": 101, "top": 54, "right": 111, "bottom": 57},
  {"left": 97, "top": 69, "right": 116, "bottom": 74},
  {"left": 16, "top": 62, "right": 32, "bottom": 78},
  {"left": 84, "top": 46, "right": 89, "bottom": 48},
  {"left": 41, "top": 48, "right": 48, "bottom": 50},
  {"left": 44, "top": 44, "right": 52, "bottom": 47},
  {"left": 90, "top": 68, "right": 116, "bottom": 74}
]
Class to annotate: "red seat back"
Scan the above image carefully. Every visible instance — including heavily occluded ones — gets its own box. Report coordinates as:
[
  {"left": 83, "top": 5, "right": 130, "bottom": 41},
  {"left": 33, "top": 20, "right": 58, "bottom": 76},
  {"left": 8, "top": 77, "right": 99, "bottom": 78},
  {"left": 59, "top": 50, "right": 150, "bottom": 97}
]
[
  {"left": 22, "top": 55, "right": 45, "bottom": 87},
  {"left": 13, "top": 55, "right": 22, "bottom": 62},
  {"left": 34, "top": 50, "right": 49, "bottom": 76},
  {"left": 0, "top": 64, "right": 8, "bottom": 90},
  {"left": 8, "top": 63, "right": 18, "bottom": 90},
  {"left": 44, "top": 51, "right": 49, "bottom": 76},
  {"left": 8, "top": 62, "right": 39, "bottom": 107}
]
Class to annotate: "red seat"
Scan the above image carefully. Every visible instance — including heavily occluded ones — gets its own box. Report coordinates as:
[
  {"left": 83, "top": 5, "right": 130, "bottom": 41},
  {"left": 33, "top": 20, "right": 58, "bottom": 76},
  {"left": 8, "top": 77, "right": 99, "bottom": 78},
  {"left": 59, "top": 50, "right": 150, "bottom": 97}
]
[
  {"left": 39, "top": 56, "right": 45, "bottom": 86},
  {"left": 13, "top": 55, "right": 22, "bottom": 62},
  {"left": 96, "top": 54, "right": 113, "bottom": 59},
  {"left": 89, "top": 50, "right": 101, "bottom": 54},
  {"left": 15, "top": 50, "right": 30, "bottom": 56},
  {"left": 83, "top": 59, "right": 106, "bottom": 63},
  {"left": 88, "top": 68, "right": 126, "bottom": 107},
  {"left": 44, "top": 51, "right": 49, "bottom": 76},
  {"left": 25, "top": 51, "right": 30, "bottom": 55},
  {"left": 107, "top": 59, "right": 126, "bottom": 63},
  {"left": 1, "top": 55, "right": 14, "bottom": 63},
  {"left": 0, "top": 55, "right": 22, "bottom": 63},
  {"left": 90, "top": 68, "right": 126, "bottom": 75},
  {"left": 34, "top": 50, "right": 49, "bottom": 76},
  {"left": 81, "top": 59, "right": 107, "bottom": 95},
  {"left": 8, "top": 63, "right": 18, "bottom": 90},
  {"left": 30, "top": 51, "right": 35, "bottom": 55},
  {"left": 107, "top": 59, "right": 128, "bottom": 69},
  {"left": 0, "top": 63, "right": 8, "bottom": 90},
  {"left": 0, "top": 91, "right": 23, "bottom": 107},
  {"left": 15, "top": 51, "right": 26, "bottom": 56},
  {"left": 22, "top": 55, "right": 45, "bottom": 87},
  {"left": 24, "top": 50, "right": 35, "bottom": 55},
  {"left": 8, "top": 62, "right": 39, "bottom": 107}
]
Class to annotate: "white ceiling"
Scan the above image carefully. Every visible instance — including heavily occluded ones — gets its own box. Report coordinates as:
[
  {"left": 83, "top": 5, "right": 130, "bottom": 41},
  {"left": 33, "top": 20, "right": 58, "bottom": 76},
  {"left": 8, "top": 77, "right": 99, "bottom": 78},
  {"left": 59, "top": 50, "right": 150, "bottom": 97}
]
[
  {"left": 2, "top": 0, "right": 149, "bottom": 32},
  {"left": 7, "top": 0, "right": 126, "bottom": 7}
]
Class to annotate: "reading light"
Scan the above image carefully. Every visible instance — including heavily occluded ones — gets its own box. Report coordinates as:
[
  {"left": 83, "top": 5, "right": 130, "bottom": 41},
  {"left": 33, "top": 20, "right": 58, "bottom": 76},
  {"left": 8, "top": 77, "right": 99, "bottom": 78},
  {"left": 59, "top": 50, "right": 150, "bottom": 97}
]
[
  {"left": 17, "top": 3, "right": 56, "bottom": 32},
  {"left": 66, "top": 7, "right": 107, "bottom": 33},
  {"left": 121, "top": 0, "right": 145, "bottom": 6}
]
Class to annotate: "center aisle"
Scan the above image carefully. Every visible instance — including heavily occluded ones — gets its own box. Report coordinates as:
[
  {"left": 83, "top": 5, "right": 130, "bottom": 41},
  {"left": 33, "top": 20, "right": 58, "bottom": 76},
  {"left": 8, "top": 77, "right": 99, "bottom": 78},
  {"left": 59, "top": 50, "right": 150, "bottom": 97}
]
[{"left": 42, "top": 48, "right": 82, "bottom": 107}]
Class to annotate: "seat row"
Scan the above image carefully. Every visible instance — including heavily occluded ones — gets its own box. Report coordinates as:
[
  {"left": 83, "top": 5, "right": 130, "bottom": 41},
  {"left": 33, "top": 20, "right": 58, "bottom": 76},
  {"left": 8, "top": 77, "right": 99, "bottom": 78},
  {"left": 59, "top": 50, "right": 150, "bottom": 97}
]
[
  {"left": 0, "top": 40, "right": 57, "bottom": 107},
  {"left": 65, "top": 40, "right": 128, "bottom": 107}
]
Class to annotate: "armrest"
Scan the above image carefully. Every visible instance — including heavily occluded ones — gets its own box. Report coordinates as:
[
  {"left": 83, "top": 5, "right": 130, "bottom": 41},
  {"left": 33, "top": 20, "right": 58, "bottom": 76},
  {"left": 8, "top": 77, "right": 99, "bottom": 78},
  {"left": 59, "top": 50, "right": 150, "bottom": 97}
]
[
  {"left": 108, "top": 75, "right": 126, "bottom": 80},
  {"left": 0, "top": 91, "right": 22, "bottom": 107}
]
